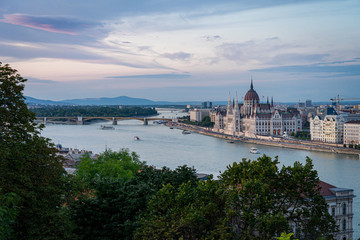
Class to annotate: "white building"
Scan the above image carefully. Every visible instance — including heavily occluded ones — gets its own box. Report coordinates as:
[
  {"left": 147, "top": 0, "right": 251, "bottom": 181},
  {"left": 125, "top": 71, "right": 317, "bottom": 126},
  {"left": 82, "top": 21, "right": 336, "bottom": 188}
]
[
  {"left": 343, "top": 121, "right": 360, "bottom": 146},
  {"left": 320, "top": 181, "right": 355, "bottom": 240},
  {"left": 189, "top": 109, "right": 210, "bottom": 122},
  {"left": 310, "top": 116, "right": 323, "bottom": 141},
  {"left": 310, "top": 115, "right": 345, "bottom": 143},
  {"left": 213, "top": 81, "right": 302, "bottom": 137}
]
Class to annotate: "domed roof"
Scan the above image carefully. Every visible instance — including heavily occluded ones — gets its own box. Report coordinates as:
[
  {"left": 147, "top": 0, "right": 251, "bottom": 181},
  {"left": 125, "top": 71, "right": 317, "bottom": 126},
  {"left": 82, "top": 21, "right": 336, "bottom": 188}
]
[{"left": 244, "top": 80, "right": 259, "bottom": 101}]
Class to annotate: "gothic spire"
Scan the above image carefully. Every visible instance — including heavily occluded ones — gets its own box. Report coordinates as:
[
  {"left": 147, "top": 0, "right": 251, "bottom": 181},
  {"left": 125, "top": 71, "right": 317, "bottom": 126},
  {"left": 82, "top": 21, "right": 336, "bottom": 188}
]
[
  {"left": 227, "top": 92, "right": 233, "bottom": 114},
  {"left": 250, "top": 77, "right": 254, "bottom": 90},
  {"left": 271, "top": 96, "right": 274, "bottom": 107},
  {"left": 234, "top": 92, "right": 239, "bottom": 113}
]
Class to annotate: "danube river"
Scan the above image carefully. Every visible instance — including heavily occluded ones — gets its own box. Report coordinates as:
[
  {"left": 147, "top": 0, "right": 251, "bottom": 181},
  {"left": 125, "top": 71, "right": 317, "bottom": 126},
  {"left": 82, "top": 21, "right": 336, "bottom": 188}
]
[{"left": 41, "top": 109, "right": 360, "bottom": 237}]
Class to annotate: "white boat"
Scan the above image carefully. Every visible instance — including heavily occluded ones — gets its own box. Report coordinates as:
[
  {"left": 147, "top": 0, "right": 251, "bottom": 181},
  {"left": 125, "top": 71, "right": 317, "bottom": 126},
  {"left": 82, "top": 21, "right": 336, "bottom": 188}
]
[
  {"left": 182, "top": 130, "right": 191, "bottom": 134},
  {"left": 250, "top": 147, "right": 260, "bottom": 154},
  {"left": 100, "top": 125, "right": 114, "bottom": 130},
  {"left": 134, "top": 136, "right": 140, "bottom": 140}
]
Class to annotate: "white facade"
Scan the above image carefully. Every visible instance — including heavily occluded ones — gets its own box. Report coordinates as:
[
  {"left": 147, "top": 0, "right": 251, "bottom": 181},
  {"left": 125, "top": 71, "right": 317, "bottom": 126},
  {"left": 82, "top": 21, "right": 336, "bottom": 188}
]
[
  {"left": 310, "top": 116, "right": 323, "bottom": 141},
  {"left": 310, "top": 115, "right": 345, "bottom": 143},
  {"left": 322, "top": 115, "right": 345, "bottom": 143},
  {"left": 344, "top": 121, "right": 360, "bottom": 146},
  {"left": 189, "top": 109, "right": 210, "bottom": 122}
]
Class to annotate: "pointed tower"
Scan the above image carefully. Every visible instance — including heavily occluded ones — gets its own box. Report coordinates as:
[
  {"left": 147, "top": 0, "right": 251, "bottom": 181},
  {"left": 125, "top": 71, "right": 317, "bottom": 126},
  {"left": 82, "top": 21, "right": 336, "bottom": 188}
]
[
  {"left": 271, "top": 96, "right": 274, "bottom": 107},
  {"left": 234, "top": 92, "right": 240, "bottom": 114},
  {"left": 267, "top": 96, "right": 269, "bottom": 105},
  {"left": 227, "top": 93, "right": 233, "bottom": 115}
]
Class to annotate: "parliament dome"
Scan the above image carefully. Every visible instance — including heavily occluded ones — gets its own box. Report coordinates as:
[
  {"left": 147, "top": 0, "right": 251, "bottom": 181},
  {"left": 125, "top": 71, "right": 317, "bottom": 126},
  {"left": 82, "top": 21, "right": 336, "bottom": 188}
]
[{"left": 244, "top": 81, "right": 259, "bottom": 101}]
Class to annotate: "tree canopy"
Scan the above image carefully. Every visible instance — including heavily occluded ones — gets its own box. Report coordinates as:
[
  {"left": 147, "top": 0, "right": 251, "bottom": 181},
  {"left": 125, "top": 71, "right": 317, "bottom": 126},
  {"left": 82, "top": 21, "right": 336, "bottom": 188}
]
[
  {"left": 69, "top": 154, "right": 199, "bottom": 240},
  {"left": 220, "top": 155, "right": 337, "bottom": 240},
  {"left": 75, "top": 149, "right": 145, "bottom": 186},
  {"left": 135, "top": 178, "right": 233, "bottom": 240},
  {"left": 0, "top": 62, "right": 72, "bottom": 239},
  {"left": 134, "top": 155, "right": 337, "bottom": 240}
]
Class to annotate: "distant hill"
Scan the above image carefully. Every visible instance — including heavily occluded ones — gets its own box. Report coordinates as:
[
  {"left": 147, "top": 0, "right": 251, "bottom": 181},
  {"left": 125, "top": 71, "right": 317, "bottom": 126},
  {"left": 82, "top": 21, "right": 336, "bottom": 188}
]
[
  {"left": 25, "top": 96, "right": 70, "bottom": 105},
  {"left": 25, "top": 96, "right": 202, "bottom": 106}
]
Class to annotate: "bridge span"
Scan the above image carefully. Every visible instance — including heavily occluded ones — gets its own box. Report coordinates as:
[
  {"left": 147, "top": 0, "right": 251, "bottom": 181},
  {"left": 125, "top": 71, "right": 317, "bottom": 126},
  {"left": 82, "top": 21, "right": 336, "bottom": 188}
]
[{"left": 36, "top": 116, "right": 173, "bottom": 125}]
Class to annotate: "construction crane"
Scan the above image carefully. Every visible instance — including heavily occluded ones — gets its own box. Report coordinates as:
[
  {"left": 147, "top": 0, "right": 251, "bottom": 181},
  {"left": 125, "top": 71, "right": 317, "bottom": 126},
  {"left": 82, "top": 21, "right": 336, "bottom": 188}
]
[{"left": 330, "top": 95, "right": 360, "bottom": 114}]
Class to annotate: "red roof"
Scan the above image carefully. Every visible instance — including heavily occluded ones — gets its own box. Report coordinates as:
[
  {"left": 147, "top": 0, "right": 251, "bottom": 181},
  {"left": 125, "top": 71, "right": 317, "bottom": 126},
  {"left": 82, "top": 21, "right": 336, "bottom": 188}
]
[
  {"left": 244, "top": 89, "right": 260, "bottom": 101},
  {"left": 318, "top": 180, "right": 336, "bottom": 196}
]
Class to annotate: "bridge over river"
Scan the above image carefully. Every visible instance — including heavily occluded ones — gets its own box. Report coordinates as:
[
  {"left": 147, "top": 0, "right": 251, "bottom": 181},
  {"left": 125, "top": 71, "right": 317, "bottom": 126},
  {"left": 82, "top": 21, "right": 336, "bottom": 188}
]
[{"left": 36, "top": 116, "right": 173, "bottom": 125}]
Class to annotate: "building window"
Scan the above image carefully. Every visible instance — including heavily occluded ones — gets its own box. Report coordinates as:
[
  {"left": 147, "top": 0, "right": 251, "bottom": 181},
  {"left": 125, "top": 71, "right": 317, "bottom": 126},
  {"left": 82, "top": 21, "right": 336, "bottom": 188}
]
[
  {"left": 343, "top": 203, "right": 346, "bottom": 215},
  {"left": 331, "top": 206, "right": 336, "bottom": 217},
  {"left": 343, "top": 219, "right": 346, "bottom": 230}
]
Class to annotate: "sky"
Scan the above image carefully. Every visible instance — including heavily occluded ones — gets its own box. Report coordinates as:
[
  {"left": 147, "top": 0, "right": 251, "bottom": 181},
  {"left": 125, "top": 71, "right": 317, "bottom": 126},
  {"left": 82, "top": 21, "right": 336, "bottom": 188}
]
[{"left": 0, "top": 0, "right": 359, "bottom": 102}]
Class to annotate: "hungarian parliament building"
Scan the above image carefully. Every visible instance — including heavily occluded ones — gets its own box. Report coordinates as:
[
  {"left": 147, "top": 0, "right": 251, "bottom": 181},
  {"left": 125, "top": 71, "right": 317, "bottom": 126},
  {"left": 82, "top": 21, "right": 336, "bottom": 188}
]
[{"left": 211, "top": 81, "right": 302, "bottom": 138}]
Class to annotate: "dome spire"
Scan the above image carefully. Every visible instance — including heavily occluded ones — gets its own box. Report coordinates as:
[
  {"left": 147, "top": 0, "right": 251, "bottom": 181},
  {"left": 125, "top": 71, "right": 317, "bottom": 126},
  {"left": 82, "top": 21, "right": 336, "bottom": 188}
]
[{"left": 250, "top": 77, "right": 253, "bottom": 90}]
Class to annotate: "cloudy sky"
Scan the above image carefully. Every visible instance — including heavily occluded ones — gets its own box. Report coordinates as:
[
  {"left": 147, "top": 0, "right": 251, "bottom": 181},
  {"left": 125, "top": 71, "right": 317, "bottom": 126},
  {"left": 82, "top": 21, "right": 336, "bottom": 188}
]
[{"left": 1, "top": 0, "right": 359, "bottom": 102}]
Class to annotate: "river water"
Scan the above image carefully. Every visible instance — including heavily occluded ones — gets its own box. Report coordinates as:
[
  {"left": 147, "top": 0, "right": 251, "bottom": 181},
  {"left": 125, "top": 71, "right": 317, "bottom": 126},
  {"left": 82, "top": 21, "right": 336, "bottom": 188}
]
[{"left": 40, "top": 109, "right": 360, "bottom": 237}]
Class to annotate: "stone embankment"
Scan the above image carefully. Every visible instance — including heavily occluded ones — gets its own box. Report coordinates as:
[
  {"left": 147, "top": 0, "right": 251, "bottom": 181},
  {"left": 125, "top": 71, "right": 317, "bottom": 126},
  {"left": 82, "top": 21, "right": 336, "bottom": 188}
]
[{"left": 167, "top": 122, "right": 360, "bottom": 157}]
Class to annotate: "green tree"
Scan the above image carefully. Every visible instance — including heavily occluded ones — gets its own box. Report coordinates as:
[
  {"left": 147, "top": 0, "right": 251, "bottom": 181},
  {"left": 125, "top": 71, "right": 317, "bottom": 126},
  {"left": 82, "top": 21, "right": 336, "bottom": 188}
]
[
  {"left": 220, "top": 155, "right": 337, "bottom": 240},
  {"left": 69, "top": 163, "right": 199, "bottom": 240},
  {"left": 0, "top": 62, "right": 72, "bottom": 239},
  {"left": 0, "top": 190, "right": 20, "bottom": 240},
  {"left": 135, "top": 177, "right": 233, "bottom": 240},
  {"left": 276, "top": 232, "right": 298, "bottom": 240},
  {"left": 75, "top": 149, "right": 144, "bottom": 186}
]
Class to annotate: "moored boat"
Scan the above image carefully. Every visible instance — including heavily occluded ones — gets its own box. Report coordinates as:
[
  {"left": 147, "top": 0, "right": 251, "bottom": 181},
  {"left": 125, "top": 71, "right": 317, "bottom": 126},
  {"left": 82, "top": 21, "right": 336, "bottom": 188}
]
[
  {"left": 182, "top": 130, "right": 191, "bottom": 134},
  {"left": 134, "top": 136, "right": 140, "bottom": 140},
  {"left": 250, "top": 147, "right": 260, "bottom": 154},
  {"left": 100, "top": 125, "right": 114, "bottom": 130}
]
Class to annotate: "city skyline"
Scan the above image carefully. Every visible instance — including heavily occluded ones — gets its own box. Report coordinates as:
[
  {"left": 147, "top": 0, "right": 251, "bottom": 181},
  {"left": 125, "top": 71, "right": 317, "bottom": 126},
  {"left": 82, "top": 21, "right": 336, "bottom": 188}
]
[{"left": 1, "top": 0, "right": 359, "bottom": 102}]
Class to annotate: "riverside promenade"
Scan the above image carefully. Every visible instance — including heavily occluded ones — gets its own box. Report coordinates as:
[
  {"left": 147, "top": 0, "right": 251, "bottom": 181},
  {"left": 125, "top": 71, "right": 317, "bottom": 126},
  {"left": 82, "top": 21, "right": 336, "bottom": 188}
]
[{"left": 167, "top": 122, "right": 360, "bottom": 157}]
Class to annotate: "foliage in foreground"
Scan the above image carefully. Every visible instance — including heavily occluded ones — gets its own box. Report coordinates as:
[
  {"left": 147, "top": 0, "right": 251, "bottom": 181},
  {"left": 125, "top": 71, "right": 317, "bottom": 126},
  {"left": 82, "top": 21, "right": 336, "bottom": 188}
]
[
  {"left": 0, "top": 190, "right": 20, "bottom": 240},
  {"left": 75, "top": 149, "right": 145, "bottom": 186},
  {"left": 69, "top": 150, "right": 198, "bottom": 240},
  {"left": 134, "top": 155, "right": 337, "bottom": 240},
  {"left": 0, "top": 62, "right": 73, "bottom": 239},
  {"left": 220, "top": 155, "right": 337, "bottom": 240},
  {"left": 134, "top": 178, "right": 233, "bottom": 240}
]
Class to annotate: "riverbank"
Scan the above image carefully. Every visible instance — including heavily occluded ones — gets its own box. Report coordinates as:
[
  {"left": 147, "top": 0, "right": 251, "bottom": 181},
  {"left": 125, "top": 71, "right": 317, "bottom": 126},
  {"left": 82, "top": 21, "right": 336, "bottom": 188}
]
[{"left": 167, "top": 122, "right": 360, "bottom": 157}]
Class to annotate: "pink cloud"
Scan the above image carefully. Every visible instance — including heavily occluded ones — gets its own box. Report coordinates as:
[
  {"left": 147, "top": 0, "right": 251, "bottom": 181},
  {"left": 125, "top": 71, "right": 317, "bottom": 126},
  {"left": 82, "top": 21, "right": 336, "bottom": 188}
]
[{"left": 1, "top": 13, "right": 95, "bottom": 35}]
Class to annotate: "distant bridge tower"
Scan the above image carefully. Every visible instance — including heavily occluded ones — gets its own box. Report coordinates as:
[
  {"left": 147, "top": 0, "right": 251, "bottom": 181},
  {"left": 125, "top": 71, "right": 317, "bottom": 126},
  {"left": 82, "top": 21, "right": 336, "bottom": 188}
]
[
  {"left": 112, "top": 117, "right": 117, "bottom": 125},
  {"left": 43, "top": 117, "right": 47, "bottom": 125},
  {"left": 77, "top": 116, "right": 83, "bottom": 125}
]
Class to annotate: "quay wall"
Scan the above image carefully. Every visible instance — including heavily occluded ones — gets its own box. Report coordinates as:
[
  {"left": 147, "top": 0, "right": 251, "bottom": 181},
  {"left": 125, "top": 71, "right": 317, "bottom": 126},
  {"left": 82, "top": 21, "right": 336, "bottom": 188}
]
[{"left": 168, "top": 122, "right": 360, "bottom": 157}]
